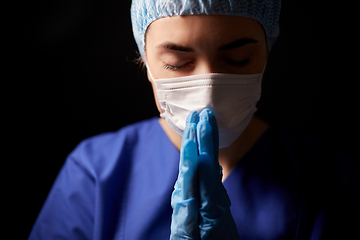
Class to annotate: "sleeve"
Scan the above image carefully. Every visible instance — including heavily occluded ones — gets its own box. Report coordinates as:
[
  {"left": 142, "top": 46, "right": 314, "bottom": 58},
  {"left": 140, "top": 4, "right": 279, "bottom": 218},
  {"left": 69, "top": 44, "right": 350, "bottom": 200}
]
[{"left": 28, "top": 155, "right": 96, "bottom": 240}]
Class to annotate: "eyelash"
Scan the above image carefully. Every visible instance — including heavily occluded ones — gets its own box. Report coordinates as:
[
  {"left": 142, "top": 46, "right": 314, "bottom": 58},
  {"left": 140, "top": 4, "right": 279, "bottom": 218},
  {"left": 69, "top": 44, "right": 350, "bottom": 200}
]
[
  {"left": 163, "top": 62, "right": 192, "bottom": 71},
  {"left": 163, "top": 58, "right": 251, "bottom": 71},
  {"left": 224, "top": 58, "right": 251, "bottom": 68}
]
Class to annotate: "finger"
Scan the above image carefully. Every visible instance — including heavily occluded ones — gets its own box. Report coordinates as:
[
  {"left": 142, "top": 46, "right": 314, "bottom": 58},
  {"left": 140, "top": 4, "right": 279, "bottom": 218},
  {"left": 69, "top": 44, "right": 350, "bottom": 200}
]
[
  {"left": 180, "top": 111, "right": 199, "bottom": 153},
  {"left": 181, "top": 122, "right": 197, "bottom": 156},
  {"left": 186, "top": 110, "right": 199, "bottom": 124},
  {"left": 199, "top": 109, "right": 219, "bottom": 157},
  {"left": 197, "top": 109, "right": 226, "bottom": 219},
  {"left": 190, "top": 110, "right": 237, "bottom": 240},
  {"left": 171, "top": 112, "right": 200, "bottom": 239},
  {"left": 179, "top": 111, "right": 199, "bottom": 200},
  {"left": 205, "top": 109, "right": 219, "bottom": 158},
  {"left": 197, "top": 109, "right": 221, "bottom": 181},
  {"left": 197, "top": 110, "right": 217, "bottom": 212},
  {"left": 181, "top": 123, "right": 198, "bottom": 200},
  {"left": 198, "top": 152, "right": 217, "bottom": 205},
  {"left": 171, "top": 126, "right": 199, "bottom": 239},
  {"left": 197, "top": 110, "right": 214, "bottom": 158},
  {"left": 198, "top": 155, "right": 233, "bottom": 238}
]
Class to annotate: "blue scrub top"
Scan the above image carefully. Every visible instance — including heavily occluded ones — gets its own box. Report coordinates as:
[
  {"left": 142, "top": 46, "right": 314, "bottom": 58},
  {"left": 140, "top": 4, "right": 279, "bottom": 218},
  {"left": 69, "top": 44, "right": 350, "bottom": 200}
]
[{"left": 28, "top": 118, "right": 358, "bottom": 240}]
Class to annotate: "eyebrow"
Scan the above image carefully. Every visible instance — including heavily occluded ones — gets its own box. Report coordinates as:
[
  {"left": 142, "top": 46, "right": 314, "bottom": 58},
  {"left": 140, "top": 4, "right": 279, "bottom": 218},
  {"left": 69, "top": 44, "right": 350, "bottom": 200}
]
[
  {"left": 157, "top": 43, "right": 194, "bottom": 52},
  {"left": 156, "top": 37, "right": 258, "bottom": 52},
  {"left": 218, "top": 38, "right": 258, "bottom": 51}
]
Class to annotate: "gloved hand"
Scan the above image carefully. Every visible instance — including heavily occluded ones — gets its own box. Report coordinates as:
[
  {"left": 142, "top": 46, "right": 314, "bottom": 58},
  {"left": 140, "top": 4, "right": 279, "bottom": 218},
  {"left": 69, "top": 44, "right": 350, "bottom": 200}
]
[{"left": 170, "top": 109, "right": 240, "bottom": 240}]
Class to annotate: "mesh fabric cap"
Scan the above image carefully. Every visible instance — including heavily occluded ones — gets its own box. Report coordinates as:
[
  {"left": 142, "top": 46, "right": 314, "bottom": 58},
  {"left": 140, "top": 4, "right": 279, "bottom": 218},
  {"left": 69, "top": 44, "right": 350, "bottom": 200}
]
[{"left": 131, "top": 0, "right": 281, "bottom": 59}]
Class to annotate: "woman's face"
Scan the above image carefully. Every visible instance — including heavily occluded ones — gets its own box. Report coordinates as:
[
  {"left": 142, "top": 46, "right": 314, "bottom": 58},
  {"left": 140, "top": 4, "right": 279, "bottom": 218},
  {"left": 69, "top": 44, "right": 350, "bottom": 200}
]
[{"left": 145, "top": 15, "right": 268, "bottom": 113}]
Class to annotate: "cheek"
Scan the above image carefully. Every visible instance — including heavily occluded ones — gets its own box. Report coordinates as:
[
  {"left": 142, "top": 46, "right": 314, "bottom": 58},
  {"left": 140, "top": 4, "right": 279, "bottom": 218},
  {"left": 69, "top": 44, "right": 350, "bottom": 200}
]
[
  {"left": 145, "top": 44, "right": 170, "bottom": 79},
  {"left": 147, "top": 71, "right": 164, "bottom": 114}
]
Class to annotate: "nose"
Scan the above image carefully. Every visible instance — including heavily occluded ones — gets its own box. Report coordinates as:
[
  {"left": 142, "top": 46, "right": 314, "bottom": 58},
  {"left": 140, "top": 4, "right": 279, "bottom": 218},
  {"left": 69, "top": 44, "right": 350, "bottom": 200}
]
[{"left": 194, "top": 57, "right": 223, "bottom": 75}]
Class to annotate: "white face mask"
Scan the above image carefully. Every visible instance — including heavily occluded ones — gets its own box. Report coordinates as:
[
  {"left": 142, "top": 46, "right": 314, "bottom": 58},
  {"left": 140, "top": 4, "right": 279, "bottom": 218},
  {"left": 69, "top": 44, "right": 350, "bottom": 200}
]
[{"left": 149, "top": 70, "right": 263, "bottom": 148}]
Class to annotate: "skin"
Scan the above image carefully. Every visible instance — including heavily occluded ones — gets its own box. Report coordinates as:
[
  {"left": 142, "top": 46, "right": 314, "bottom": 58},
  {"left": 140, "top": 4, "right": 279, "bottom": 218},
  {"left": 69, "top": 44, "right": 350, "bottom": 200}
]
[{"left": 145, "top": 15, "right": 269, "bottom": 180}]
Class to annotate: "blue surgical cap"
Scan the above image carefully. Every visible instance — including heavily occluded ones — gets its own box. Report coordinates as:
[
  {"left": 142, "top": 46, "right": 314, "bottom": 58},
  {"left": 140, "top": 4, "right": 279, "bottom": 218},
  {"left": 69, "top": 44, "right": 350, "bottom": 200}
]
[{"left": 131, "top": 0, "right": 281, "bottom": 59}]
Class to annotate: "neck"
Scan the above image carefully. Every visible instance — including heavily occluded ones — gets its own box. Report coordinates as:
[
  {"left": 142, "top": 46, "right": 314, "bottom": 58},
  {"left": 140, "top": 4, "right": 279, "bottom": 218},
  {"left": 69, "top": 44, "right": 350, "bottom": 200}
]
[{"left": 158, "top": 116, "right": 269, "bottom": 181}]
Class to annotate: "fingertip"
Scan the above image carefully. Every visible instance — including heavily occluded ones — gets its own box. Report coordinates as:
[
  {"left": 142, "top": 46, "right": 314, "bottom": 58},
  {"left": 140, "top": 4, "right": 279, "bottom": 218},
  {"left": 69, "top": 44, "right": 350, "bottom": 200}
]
[
  {"left": 197, "top": 119, "right": 214, "bottom": 155},
  {"left": 199, "top": 108, "right": 214, "bottom": 118},
  {"left": 198, "top": 109, "right": 213, "bottom": 140},
  {"left": 182, "top": 122, "right": 197, "bottom": 146},
  {"left": 199, "top": 109, "right": 209, "bottom": 121},
  {"left": 199, "top": 108, "right": 219, "bottom": 151},
  {"left": 186, "top": 111, "right": 199, "bottom": 124},
  {"left": 200, "top": 108, "right": 217, "bottom": 124}
]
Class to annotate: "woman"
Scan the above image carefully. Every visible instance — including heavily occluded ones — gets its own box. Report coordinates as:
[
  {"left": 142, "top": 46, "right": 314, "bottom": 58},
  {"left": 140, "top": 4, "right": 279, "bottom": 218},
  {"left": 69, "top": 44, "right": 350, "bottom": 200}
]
[{"left": 28, "top": 0, "right": 357, "bottom": 239}]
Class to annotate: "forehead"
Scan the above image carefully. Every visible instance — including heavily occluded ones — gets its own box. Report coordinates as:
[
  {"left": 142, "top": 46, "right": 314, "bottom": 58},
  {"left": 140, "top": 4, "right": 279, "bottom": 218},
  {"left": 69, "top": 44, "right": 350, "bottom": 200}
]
[{"left": 146, "top": 15, "right": 266, "bottom": 48}]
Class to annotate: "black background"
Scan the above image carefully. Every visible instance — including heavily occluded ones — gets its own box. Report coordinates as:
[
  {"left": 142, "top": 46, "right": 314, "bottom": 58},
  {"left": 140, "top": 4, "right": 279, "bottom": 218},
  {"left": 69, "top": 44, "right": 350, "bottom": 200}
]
[{"left": 12, "top": 0, "right": 358, "bottom": 238}]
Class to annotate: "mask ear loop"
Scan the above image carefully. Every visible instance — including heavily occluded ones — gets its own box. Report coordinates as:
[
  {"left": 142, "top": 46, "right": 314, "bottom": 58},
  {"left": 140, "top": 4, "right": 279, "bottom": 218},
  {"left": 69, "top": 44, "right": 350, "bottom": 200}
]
[
  {"left": 146, "top": 63, "right": 166, "bottom": 115},
  {"left": 145, "top": 62, "right": 156, "bottom": 81}
]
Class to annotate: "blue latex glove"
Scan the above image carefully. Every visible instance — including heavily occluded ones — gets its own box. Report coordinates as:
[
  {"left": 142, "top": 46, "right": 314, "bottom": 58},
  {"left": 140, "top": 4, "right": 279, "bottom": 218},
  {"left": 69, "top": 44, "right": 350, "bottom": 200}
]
[{"left": 170, "top": 109, "right": 240, "bottom": 240}]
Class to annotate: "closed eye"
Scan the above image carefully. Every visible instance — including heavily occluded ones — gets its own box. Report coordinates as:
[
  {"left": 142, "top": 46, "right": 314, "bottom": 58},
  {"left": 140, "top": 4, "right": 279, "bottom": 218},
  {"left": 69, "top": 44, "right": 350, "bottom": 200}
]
[
  {"left": 163, "top": 62, "right": 193, "bottom": 71},
  {"left": 224, "top": 58, "right": 251, "bottom": 68}
]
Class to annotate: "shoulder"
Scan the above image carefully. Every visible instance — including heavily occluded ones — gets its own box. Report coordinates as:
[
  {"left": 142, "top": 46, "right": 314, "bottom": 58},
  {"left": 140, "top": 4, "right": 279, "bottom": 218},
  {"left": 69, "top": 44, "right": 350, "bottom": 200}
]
[
  {"left": 66, "top": 117, "right": 164, "bottom": 176},
  {"left": 268, "top": 124, "right": 352, "bottom": 161},
  {"left": 74, "top": 117, "right": 160, "bottom": 152},
  {"left": 266, "top": 125, "right": 358, "bottom": 238},
  {"left": 79, "top": 117, "right": 160, "bottom": 146},
  {"left": 267, "top": 124, "right": 357, "bottom": 191}
]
